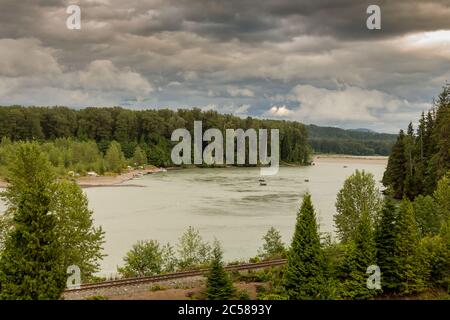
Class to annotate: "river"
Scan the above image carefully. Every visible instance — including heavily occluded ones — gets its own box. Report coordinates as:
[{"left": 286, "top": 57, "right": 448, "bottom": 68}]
[{"left": 0, "top": 157, "right": 387, "bottom": 275}]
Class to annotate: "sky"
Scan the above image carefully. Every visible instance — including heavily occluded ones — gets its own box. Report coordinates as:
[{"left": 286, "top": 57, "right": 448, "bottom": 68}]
[{"left": 0, "top": 0, "right": 449, "bottom": 133}]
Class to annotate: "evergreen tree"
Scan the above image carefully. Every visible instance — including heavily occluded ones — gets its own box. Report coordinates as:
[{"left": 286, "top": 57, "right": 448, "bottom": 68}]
[
  {"left": 283, "top": 193, "right": 327, "bottom": 299},
  {"left": 375, "top": 196, "right": 399, "bottom": 292},
  {"left": 205, "top": 241, "right": 235, "bottom": 300},
  {"left": 0, "top": 143, "right": 66, "bottom": 299},
  {"left": 432, "top": 85, "right": 450, "bottom": 180},
  {"left": 392, "top": 199, "right": 423, "bottom": 294},
  {"left": 383, "top": 130, "right": 407, "bottom": 199},
  {"left": 341, "top": 210, "right": 378, "bottom": 299}
]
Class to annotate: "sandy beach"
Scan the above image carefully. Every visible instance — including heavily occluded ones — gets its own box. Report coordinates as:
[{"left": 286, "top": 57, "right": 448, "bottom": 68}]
[
  {"left": 313, "top": 154, "right": 388, "bottom": 165},
  {"left": 0, "top": 167, "right": 166, "bottom": 189}
]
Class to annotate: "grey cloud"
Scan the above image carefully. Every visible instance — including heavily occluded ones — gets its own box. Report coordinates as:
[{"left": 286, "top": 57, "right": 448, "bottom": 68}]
[{"left": 0, "top": 0, "right": 448, "bottom": 132}]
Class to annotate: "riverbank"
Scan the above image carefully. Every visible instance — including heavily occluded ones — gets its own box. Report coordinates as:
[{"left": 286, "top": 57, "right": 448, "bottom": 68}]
[
  {"left": 313, "top": 154, "right": 388, "bottom": 165},
  {"left": 0, "top": 166, "right": 166, "bottom": 189},
  {"left": 0, "top": 155, "right": 388, "bottom": 189}
]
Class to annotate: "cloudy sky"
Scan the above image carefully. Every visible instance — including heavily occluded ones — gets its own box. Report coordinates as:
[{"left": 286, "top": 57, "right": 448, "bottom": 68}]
[{"left": 0, "top": 0, "right": 449, "bottom": 132}]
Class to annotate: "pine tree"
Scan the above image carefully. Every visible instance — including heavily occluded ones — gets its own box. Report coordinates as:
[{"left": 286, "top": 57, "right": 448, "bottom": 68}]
[
  {"left": 0, "top": 143, "right": 67, "bottom": 299},
  {"left": 392, "top": 199, "right": 423, "bottom": 294},
  {"left": 404, "top": 123, "right": 416, "bottom": 199},
  {"left": 340, "top": 209, "right": 378, "bottom": 299},
  {"left": 383, "top": 130, "right": 407, "bottom": 199},
  {"left": 205, "top": 241, "right": 235, "bottom": 300},
  {"left": 283, "top": 193, "right": 327, "bottom": 299},
  {"left": 375, "top": 196, "right": 398, "bottom": 292},
  {"left": 432, "top": 85, "right": 450, "bottom": 181}
]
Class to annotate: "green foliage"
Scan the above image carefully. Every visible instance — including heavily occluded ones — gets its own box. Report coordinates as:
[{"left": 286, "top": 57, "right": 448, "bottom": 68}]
[
  {"left": 282, "top": 193, "right": 327, "bottom": 299},
  {"left": 340, "top": 211, "right": 378, "bottom": 299},
  {"left": 413, "top": 195, "right": 440, "bottom": 236},
  {"left": 307, "top": 125, "right": 396, "bottom": 156},
  {"left": 0, "top": 143, "right": 67, "bottom": 299},
  {"left": 417, "top": 235, "right": 447, "bottom": 289},
  {"left": 0, "top": 175, "right": 105, "bottom": 282},
  {"left": 50, "top": 180, "right": 105, "bottom": 278},
  {"left": 0, "top": 106, "right": 313, "bottom": 168},
  {"left": 383, "top": 84, "right": 450, "bottom": 199},
  {"left": 434, "top": 172, "right": 450, "bottom": 220},
  {"left": 132, "top": 145, "right": 147, "bottom": 167},
  {"left": 104, "top": 141, "right": 126, "bottom": 173},
  {"left": 375, "top": 196, "right": 399, "bottom": 292},
  {"left": 118, "top": 240, "right": 173, "bottom": 277},
  {"left": 334, "top": 170, "right": 382, "bottom": 243},
  {"left": 177, "top": 226, "right": 211, "bottom": 270},
  {"left": 205, "top": 241, "right": 235, "bottom": 300},
  {"left": 257, "top": 227, "right": 286, "bottom": 260},
  {"left": 392, "top": 200, "right": 424, "bottom": 294}
]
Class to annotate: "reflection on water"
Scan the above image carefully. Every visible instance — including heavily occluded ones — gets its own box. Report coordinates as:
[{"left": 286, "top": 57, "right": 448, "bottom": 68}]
[{"left": 0, "top": 160, "right": 386, "bottom": 275}]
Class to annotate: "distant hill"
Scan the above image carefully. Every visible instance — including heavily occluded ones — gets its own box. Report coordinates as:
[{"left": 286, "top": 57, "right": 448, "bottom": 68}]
[
  {"left": 307, "top": 124, "right": 396, "bottom": 156},
  {"left": 349, "top": 128, "right": 376, "bottom": 133}
]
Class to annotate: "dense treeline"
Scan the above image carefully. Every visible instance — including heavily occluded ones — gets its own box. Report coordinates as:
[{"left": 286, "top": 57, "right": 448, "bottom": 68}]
[
  {"left": 308, "top": 125, "right": 396, "bottom": 156},
  {"left": 0, "top": 106, "right": 311, "bottom": 168},
  {"left": 383, "top": 84, "right": 450, "bottom": 199}
]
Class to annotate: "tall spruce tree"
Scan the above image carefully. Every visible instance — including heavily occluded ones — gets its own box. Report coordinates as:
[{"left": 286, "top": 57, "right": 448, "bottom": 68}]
[
  {"left": 205, "top": 241, "right": 235, "bottom": 300},
  {"left": 383, "top": 130, "right": 407, "bottom": 199},
  {"left": 341, "top": 210, "right": 378, "bottom": 299},
  {"left": 0, "top": 143, "right": 67, "bottom": 299},
  {"left": 283, "top": 193, "right": 327, "bottom": 299},
  {"left": 392, "top": 199, "right": 423, "bottom": 294},
  {"left": 375, "top": 196, "right": 398, "bottom": 292}
]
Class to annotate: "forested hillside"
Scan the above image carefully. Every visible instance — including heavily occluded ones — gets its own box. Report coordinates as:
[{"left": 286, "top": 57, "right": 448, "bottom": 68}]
[
  {"left": 0, "top": 107, "right": 311, "bottom": 173},
  {"left": 307, "top": 125, "right": 396, "bottom": 156},
  {"left": 383, "top": 84, "right": 450, "bottom": 199}
]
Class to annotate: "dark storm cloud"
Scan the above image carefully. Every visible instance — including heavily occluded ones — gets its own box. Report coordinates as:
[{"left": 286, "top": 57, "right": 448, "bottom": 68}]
[{"left": 0, "top": 0, "right": 449, "bottom": 132}]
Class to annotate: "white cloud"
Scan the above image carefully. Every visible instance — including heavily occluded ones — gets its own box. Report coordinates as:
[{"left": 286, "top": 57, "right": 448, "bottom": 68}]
[
  {"left": 269, "top": 84, "right": 429, "bottom": 132},
  {"left": 266, "top": 105, "right": 293, "bottom": 117}
]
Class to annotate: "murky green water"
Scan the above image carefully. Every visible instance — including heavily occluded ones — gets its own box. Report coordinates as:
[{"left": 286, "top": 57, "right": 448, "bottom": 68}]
[{"left": 0, "top": 160, "right": 386, "bottom": 275}]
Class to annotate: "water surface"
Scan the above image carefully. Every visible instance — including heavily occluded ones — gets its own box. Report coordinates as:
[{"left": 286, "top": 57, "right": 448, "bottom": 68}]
[{"left": 0, "top": 159, "right": 386, "bottom": 275}]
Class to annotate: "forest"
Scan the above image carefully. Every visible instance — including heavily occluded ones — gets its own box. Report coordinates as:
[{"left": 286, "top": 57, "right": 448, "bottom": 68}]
[
  {"left": 383, "top": 84, "right": 450, "bottom": 199},
  {"left": 0, "top": 106, "right": 396, "bottom": 178},
  {"left": 308, "top": 125, "right": 396, "bottom": 156},
  {"left": 0, "top": 106, "right": 311, "bottom": 172}
]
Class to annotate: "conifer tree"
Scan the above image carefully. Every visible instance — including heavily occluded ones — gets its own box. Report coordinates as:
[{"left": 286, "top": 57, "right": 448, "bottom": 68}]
[
  {"left": 205, "top": 241, "right": 235, "bottom": 300},
  {"left": 375, "top": 196, "right": 399, "bottom": 292},
  {"left": 283, "top": 193, "right": 327, "bottom": 299},
  {"left": 0, "top": 143, "right": 67, "bottom": 299},
  {"left": 340, "top": 210, "right": 377, "bottom": 299},
  {"left": 383, "top": 130, "right": 407, "bottom": 199},
  {"left": 392, "top": 199, "right": 423, "bottom": 294}
]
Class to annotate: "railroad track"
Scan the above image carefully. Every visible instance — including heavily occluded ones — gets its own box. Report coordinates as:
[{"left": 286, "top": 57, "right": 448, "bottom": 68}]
[{"left": 66, "top": 259, "right": 287, "bottom": 293}]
